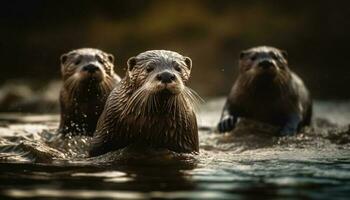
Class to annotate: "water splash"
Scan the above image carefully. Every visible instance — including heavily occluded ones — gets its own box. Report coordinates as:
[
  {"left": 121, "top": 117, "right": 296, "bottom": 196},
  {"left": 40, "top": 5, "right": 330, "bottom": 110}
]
[{"left": 0, "top": 98, "right": 350, "bottom": 199}]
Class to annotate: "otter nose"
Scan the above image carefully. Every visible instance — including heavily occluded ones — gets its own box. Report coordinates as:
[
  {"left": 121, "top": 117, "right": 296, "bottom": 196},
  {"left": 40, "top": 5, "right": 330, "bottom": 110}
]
[
  {"left": 156, "top": 72, "right": 176, "bottom": 83},
  {"left": 258, "top": 60, "right": 274, "bottom": 69},
  {"left": 82, "top": 64, "right": 99, "bottom": 73}
]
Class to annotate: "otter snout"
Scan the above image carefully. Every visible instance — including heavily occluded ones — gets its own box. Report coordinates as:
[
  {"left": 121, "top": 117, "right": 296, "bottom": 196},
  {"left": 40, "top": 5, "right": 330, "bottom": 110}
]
[
  {"left": 79, "top": 63, "right": 104, "bottom": 82},
  {"left": 156, "top": 71, "right": 176, "bottom": 84},
  {"left": 258, "top": 60, "right": 274, "bottom": 70},
  {"left": 82, "top": 64, "right": 100, "bottom": 73},
  {"left": 151, "top": 71, "right": 183, "bottom": 95}
]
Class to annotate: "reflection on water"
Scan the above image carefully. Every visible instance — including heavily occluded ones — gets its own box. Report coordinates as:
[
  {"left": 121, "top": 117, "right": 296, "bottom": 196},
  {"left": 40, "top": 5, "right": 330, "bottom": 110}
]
[{"left": 0, "top": 98, "right": 350, "bottom": 199}]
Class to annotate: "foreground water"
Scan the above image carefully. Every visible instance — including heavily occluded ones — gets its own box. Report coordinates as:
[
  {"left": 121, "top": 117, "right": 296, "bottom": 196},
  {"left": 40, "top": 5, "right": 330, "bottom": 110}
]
[{"left": 0, "top": 98, "right": 349, "bottom": 199}]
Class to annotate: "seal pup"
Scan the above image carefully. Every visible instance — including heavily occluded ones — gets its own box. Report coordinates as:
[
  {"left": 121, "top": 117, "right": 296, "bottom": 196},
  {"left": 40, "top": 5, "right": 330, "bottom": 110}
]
[
  {"left": 89, "top": 50, "right": 200, "bottom": 157},
  {"left": 217, "top": 46, "right": 312, "bottom": 136},
  {"left": 58, "top": 48, "right": 121, "bottom": 136}
]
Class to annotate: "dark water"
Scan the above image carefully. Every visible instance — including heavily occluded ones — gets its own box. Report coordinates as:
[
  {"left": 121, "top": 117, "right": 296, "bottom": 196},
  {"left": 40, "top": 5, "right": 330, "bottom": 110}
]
[{"left": 0, "top": 98, "right": 350, "bottom": 199}]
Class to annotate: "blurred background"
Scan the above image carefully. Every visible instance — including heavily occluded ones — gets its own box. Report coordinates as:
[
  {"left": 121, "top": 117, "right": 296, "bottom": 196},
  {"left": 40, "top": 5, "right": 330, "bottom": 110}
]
[{"left": 0, "top": 0, "right": 349, "bottom": 112}]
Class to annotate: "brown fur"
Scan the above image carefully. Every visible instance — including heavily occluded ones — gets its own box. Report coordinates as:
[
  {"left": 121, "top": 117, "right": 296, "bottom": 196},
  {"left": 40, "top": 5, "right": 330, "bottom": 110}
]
[
  {"left": 218, "top": 46, "right": 312, "bottom": 134},
  {"left": 89, "top": 50, "right": 200, "bottom": 157},
  {"left": 58, "top": 48, "right": 120, "bottom": 136}
]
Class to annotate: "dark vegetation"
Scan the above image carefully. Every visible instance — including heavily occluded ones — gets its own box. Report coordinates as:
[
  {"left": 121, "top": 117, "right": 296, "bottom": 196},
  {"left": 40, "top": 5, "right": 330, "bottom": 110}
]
[{"left": 1, "top": 0, "right": 349, "bottom": 98}]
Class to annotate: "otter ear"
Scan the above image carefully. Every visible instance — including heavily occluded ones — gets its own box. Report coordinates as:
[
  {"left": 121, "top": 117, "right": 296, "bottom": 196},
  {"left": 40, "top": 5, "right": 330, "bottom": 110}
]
[
  {"left": 184, "top": 57, "right": 192, "bottom": 70},
  {"left": 60, "top": 54, "right": 68, "bottom": 65},
  {"left": 281, "top": 50, "right": 288, "bottom": 60},
  {"left": 127, "top": 57, "right": 137, "bottom": 71},
  {"left": 107, "top": 54, "right": 114, "bottom": 63}
]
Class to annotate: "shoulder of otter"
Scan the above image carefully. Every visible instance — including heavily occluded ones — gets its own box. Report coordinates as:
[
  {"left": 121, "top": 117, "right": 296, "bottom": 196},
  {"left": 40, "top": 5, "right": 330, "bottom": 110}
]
[
  {"left": 229, "top": 70, "right": 308, "bottom": 121},
  {"left": 90, "top": 83, "right": 199, "bottom": 156}
]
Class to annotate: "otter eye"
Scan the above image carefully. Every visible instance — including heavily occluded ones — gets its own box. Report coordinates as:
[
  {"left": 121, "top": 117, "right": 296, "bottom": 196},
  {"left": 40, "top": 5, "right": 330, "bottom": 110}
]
[
  {"left": 96, "top": 56, "right": 104, "bottom": 64},
  {"left": 146, "top": 65, "right": 154, "bottom": 73},
  {"left": 174, "top": 63, "right": 181, "bottom": 72},
  {"left": 74, "top": 59, "right": 81, "bottom": 65},
  {"left": 270, "top": 52, "right": 278, "bottom": 60},
  {"left": 250, "top": 55, "right": 257, "bottom": 61}
]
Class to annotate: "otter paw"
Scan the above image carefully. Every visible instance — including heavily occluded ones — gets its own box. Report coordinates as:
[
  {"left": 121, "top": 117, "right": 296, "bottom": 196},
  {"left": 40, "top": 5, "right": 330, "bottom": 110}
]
[
  {"left": 279, "top": 126, "right": 297, "bottom": 136},
  {"left": 280, "top": 114, "right": 301, "bottom": 136},
  {"left": 217, "top": 116, "right": 236, "bottom": 133}
]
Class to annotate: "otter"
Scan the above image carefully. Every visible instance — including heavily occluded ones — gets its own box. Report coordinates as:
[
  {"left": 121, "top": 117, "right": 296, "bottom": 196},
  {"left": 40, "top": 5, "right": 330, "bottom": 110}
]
[
  {"left": 89, "top": 50, "right": 200, "bottom": 157},
  {"left": 217, "top": 46, "right": 312, "bottom": 136},
  {"left": 58, "top": 48, "right": 121, "bottom": 136}
]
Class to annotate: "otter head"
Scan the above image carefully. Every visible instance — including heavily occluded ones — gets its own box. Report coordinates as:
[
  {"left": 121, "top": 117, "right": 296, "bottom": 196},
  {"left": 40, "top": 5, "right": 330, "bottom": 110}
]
[
  {"left": 126, "top": 50, "right": 192, "bottom": 96},
  {"left": 60, "top": 48, "right": 115, "bottom": 84},
  {"left": 239, "top": 46, "right": 289, "bottom": 81},
  {"left": 120, "top": 50, "right": 200, "bottom": 117}
]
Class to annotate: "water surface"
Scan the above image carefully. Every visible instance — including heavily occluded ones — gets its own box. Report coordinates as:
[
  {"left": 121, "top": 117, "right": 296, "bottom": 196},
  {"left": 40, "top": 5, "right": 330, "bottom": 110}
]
[{"left": 0, "top": 98, "right": 349, "bottom": 199}]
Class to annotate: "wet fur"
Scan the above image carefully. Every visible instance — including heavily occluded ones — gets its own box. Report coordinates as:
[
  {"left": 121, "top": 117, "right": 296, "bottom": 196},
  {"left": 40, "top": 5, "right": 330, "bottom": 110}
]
[
  {"left": 89, "top": 50, "right": 200, "bottom": 157},
  {"left": 219, "top": 46, "right": 312, "bottom": 134},
  {"left": 58, "top": 48, "right": 120, "bottom": 136}
]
